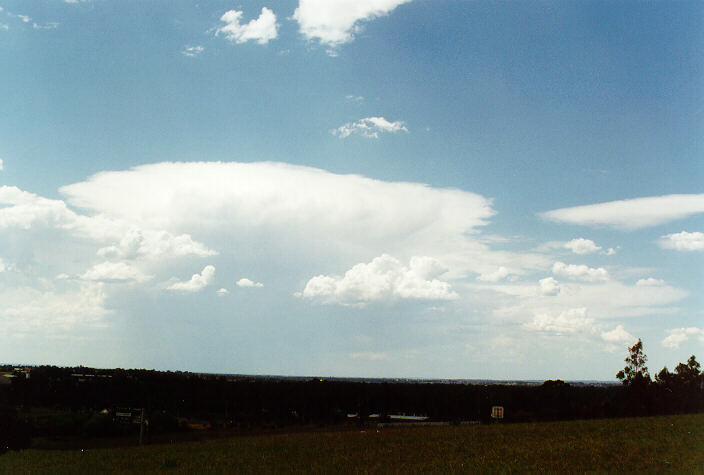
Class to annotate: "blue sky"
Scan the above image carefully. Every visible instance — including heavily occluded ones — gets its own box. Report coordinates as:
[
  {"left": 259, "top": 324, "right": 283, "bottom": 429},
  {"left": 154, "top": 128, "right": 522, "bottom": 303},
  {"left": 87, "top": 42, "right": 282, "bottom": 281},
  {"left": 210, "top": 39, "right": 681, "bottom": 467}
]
[{"left": 0, "top": 0, "right": 702, "bottom": 380}]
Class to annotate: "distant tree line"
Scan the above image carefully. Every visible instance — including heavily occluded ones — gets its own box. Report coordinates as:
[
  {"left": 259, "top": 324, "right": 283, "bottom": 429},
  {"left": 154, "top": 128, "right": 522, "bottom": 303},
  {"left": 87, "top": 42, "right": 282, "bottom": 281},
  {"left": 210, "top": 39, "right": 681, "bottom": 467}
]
[{"left": 1, "top": 342, "right": 701, "bottom": 451}]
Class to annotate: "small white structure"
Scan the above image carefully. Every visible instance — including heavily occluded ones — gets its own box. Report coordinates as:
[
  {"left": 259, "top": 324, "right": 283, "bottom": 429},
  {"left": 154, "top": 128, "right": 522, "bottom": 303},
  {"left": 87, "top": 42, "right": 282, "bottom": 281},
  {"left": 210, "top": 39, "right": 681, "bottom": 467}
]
[{"left": 491, "top": 406, "right": 504, "bottom": 420}]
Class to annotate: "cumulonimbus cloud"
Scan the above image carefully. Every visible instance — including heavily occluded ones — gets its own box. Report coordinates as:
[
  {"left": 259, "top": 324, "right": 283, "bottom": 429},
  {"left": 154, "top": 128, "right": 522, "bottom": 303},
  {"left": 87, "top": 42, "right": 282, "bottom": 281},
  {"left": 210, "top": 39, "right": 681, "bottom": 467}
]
[
  {"left": 540, "top": 194, "right": 704, "bottom": 230},
  {"left": 59, "top": 161, "right": 521, "bottom": 280}
]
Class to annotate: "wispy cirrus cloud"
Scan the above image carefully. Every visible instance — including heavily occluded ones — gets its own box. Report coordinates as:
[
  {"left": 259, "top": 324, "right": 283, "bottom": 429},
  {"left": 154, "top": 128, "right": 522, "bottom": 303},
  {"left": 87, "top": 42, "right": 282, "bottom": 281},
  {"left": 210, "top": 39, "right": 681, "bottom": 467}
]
[
  {"left": 540, "top": 194, "right": 704, "bottom": 230},
  {"left": 181, "top": 45, "right": 204, "bottom": 57}
]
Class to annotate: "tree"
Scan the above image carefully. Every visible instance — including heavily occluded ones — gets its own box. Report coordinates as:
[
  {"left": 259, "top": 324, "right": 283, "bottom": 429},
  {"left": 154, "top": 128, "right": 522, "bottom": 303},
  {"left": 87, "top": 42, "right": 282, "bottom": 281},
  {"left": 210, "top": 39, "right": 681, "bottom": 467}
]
[
  {"left": 674, "top": 355, "right": 701, "bottom": 384},
  {"left": 616, "top": 339, "right": 650, "bottom": 386}
]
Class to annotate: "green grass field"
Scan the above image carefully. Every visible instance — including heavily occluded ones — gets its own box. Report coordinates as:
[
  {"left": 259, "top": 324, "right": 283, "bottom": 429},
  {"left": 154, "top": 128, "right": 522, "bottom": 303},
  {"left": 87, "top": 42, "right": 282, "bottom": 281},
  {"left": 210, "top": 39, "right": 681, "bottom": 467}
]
[{"left": 2, "top": 414, "right": 703, "bottom": 473}]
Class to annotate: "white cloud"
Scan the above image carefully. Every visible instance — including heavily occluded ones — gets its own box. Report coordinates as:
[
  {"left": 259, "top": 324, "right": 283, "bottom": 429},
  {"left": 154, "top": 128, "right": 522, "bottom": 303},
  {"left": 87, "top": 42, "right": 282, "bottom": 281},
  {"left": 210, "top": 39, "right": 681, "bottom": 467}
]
[
  {"left": 662, "top": 327, "right": 704, "bottom": 349},
  {"left": 60, "top": 161, "right": 521, "bottom": 280},
  {"left": 97, "top": 228, "right": 216, "bottom": 260},
  {"left": 600, "top": 324, "right": 634, "bottom": 345},
  {"left": 216, "top": 7, "right": 278, "bottom": 45},
  {"left": 293, "top": 0, "right": 411, "bottom": 48},
  {"left": 0, "top": 284, "right": 109, "bottom": 333},
  {"left": 0, "top": 159, "right": 3, "bottom": 170},
  {"left": 17, "top": 14, "right": 31, "bottom": 23},
  {"left": 33, "top": 22, "right": 59, "bottom": 30},
  {"left": 333, "top": 117, "right": 408, "bottom": 138},
  {"left": 539, "top": 277, "right": 560, "bottom": 296},
  {"left": 0, "top": 186, "right": 215, "bottom": 261},
  {"left": 0, "top": 24, "right": 8, "bottom": 31},
  {"left": 0, "top": 258, "right": 5, "bottom": 273},
  {"left": 182, "top": 45, "right": 204, "bottom": 57},
  {"left": 636, "top": 277, "right": 665, "bottom": 287},
  {"left": 236, "top": 278, "right": 263, "bottom": 288},
  {"left": 166, "top": 265, "right": 215, "bottom": 292},
  {"left": 564, "top": 238, "right": 601, "bottom": 255},
  {"left": 524, "top": 308, "right": 594, "bottom": 335},
  {"left": 81, "top": 261, "right": 152, "bottom": 283},
  {"left": 216, "top": 288, "right": 229, "bottom": 296},
  {"left": 603, "top": 247, "right": 617, "bottom": 256},
  {"left": 477, "top": 266, "right": 510, "bottom": 282},
  {"left": 659, "top": 231, "right": 704, "bottom": 251},
  {"left": 540, "top": 194, "right": 704, "bottom": 230},
  {"left": 552, "top": 261, "right": 609, "bottom": 282},
  {"left": 345, "top": 95, "right": 364, "bottom": 102},
  {"left": 524, "top": 308, "right": 634, "bottom": 349},
  {"left": 300, "top": 254, "right": 457, "bottom": 305}
]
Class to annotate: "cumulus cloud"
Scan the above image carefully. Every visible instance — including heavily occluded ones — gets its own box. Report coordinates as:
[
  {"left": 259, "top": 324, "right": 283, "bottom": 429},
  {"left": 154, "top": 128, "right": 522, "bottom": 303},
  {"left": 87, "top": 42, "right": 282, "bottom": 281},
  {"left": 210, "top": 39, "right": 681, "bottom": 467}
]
[
  {"left": 293, "top": 0, "right": 411, "bottom": 48},
  {"left": 564, "top": 238, "right": 601, "bottom": 255},
  {"left": 216, "top": 7, "right": 278, "bottom": 45},
  {"left": 600, "top": 324, "right": 634, "bottom": 345},
  {"left": 182, "top": 45, "right": 204, "bottom": 57},
  {"left": 216, "top": 288, "right": 229, "bottom": 296},
  {"left": 540, "top": 194, "right": 704, "bottom": 230},
  {"left": 96, "top": 228, "right": 216, "bottom": 260},
  {"left": 81, "top": 261, "right": 152, "bottom": 283},
  {"left": 524, "top": 308, "right": 594, "bottom": 335},
  {"left": 552, "top": 261, "right": 609, "bottom": 282},
  {"left": 524, "top": 308, "right": 634, "bottom": 348},
  {"left": 662, "top": 327, "right": 704, "bottom": 349},
  {"left": 300, "top": 254, "right": 457, "bottom": 305},
  {"left": 0, "top": 159, "right": 3, "bottom": 170},
  {"left": 333, "top": 117, "right": 408, "bottom": 138},
  {"left": 477, "top": 266, "right": 510, "bottom": 282},
  {"left": 636, "top": 277, "right": 665, "bottom": 287},
  {"left": 236, "top": 278, "right": 263, "bottom": 288},
  {"left": 659, "top": 231, "right": 704, "bottom": 251},
  {"left": 539, "top": 277, "right": 560, "bottom": 296},
  {"left": 166, "top": 265, "right": 215, "bottom": 292}
]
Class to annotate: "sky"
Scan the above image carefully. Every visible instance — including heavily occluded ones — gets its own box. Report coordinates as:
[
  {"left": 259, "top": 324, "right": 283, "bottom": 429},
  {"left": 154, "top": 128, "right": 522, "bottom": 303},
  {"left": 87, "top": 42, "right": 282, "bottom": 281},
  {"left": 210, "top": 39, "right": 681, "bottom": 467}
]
[{"left": 0, "top": 0, "right": 702, "bottom": 380}]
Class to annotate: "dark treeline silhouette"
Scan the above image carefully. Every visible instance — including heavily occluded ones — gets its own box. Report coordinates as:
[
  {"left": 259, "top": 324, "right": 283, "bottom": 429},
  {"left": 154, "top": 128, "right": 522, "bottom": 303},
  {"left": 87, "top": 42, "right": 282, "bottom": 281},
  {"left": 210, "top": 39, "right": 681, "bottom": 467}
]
[{"left": 1, "top": 342, "right": 702, "bottom": 451}]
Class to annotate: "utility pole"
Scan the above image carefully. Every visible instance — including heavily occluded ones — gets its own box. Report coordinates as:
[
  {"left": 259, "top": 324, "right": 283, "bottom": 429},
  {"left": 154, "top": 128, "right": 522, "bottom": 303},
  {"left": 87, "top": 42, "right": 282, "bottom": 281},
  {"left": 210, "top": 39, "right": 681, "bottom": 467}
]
[{"left": 139, "top": 408, "right": 146, "bottom": 446}]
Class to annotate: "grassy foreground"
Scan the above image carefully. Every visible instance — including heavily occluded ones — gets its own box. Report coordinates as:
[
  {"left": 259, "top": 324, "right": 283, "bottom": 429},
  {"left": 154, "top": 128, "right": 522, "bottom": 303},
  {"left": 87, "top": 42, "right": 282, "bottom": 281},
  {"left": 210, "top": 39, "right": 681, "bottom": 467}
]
[{"left": 2, "top": 414, "right": 703, "bottom": 473}]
